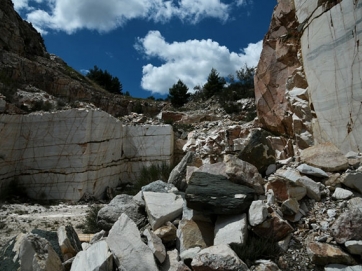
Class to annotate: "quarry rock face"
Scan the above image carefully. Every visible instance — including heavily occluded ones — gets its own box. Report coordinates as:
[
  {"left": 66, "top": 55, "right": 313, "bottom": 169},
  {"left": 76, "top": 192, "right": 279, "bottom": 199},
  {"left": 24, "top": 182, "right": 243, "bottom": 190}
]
[
  {"left": 255, "top": 0, "right": 362, "bottom": 153},
  {"left": 0, "top": 109, "right": 173, "bottom": 201}
]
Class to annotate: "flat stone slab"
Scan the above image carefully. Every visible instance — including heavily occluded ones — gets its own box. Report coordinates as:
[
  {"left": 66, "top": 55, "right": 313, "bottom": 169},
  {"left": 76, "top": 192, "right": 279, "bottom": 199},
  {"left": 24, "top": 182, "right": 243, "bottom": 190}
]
[{"left": 143, "top": 191, "right": 184, "bottom": 230}]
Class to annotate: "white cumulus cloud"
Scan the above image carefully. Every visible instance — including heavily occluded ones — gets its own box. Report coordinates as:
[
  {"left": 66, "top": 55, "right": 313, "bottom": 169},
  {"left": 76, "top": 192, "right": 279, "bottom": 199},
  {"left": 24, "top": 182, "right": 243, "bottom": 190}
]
[
  {"left": 12, "top": 0, "right": 245, "bottom": 34},
  {"left": 135, "top": 30, "right": 262, "bottom": 95}
]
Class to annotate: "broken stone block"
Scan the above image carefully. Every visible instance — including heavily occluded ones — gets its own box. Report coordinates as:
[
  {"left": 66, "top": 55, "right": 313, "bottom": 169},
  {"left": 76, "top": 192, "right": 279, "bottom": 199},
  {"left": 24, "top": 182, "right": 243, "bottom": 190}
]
[
  {"left": 143, "top": 191, "right": 184, "bottom": 230},
  {"left": 107, "top": 213, "right": 158, "bottom": 271},
  {"left": 143, "top": 228, "right": 167, "bottom": 264},
  {"left": 191, "top": 244, "right": 249, "bottom": 271},
  {"left": 248, "top": 200, "right": 268, "bottom": 226},
  {"left": 307, "top": 242, "right": 357, "bottom": 266},
  {"left": 214, "top": 214, "right": 248, "bottom": 246},
  {"left": 70, "top": 240, "right": 113, "bottom": 271}
]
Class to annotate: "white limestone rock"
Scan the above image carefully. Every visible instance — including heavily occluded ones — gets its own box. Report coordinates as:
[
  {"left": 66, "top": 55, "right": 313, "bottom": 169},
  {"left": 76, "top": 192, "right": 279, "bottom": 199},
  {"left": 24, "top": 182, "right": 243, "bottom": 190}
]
[
  {"left": 332, "top": 188, "right": 354, "bottom": 200},
  {"left": 345, "top": 240, "right": 362, "bottom": 256},
  {"left": 143, "top": 228, "right": 167, "bottom": 264},
  {"left": 107, "top": 213, "right": 158, "bottom": 271},
  {"left": 301, "top": 0, "right": 362, "bottom": 153},
  {"left": 70, "top": 240, "right": 113, "bottom": 271},
  {"left": 341, "top": 169, "right": 362, "bottom": 194},
  {"left": 143, "top": 191, "right": 184, "bottom": 230},
  {"left": 191, "top": 244, "right": 249, "bottom": 271},
  {"left": 325, "top": 265, "right": 362, "bottom": 271},
  {"left": 297, "top": 164, "right": 328, "bottom": 178},
  {"left": 0, "top": 109, "right": 174, "bottom": 201},
  {"left": 248, "top": 200, "right": 268, "bottom": 226},
  {"left": 214, "top": 214, "right": 248, "bottom": 246}
]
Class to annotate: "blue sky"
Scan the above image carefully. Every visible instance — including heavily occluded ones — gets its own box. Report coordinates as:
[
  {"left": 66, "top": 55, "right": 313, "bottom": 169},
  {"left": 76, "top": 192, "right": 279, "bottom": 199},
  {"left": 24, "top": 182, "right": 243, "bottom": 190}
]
[{"left": 13, "top": 0, "right": 276, "bottom": 98}]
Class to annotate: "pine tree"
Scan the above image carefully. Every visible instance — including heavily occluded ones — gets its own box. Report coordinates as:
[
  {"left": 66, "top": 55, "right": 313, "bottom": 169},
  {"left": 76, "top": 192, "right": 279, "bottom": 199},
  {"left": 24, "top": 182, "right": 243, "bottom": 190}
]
[
  {"left": 203, "top": 68, "right": 226, "bottom": 99},
  {"left": 168, "top": 80, "right": 190, "bottom": 108}
]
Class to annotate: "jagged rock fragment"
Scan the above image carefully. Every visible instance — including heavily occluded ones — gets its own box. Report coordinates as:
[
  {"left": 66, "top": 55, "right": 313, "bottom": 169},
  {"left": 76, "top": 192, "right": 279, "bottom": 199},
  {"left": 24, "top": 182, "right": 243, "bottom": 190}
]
[
  {"left": 106, "top": 213, "right": 158, "bottom": 271},
  {"left": 97, "top": 194, "right": 146, "bottom": 231},
  {"left": 57, "top": 225, "right": 82, "bottom": 261},
  {"left": 214, "top": 214, "right": 248, "bottom": 246},
  {"left": 143, "top": 191, "right": 184, "bottom": 230}
]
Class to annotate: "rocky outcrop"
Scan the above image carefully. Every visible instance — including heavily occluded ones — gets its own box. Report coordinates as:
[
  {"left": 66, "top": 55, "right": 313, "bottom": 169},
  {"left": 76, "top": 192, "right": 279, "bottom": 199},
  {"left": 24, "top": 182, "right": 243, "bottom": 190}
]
[
  {"left": 0, "top": 109, "right": 173, "bottom": 201},
  {"left": 255, "top": 0, "right": 362, "bottom": 153}
]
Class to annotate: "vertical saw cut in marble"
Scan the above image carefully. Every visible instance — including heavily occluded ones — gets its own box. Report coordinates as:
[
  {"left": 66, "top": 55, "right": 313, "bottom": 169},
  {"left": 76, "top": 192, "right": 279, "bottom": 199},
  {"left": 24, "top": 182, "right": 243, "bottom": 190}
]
[
  {"left": 301, "top": 0, "right": 362, "bottom": 153},
  {"left": 0, "top": 109, "right": 173, "bottom": 201}
]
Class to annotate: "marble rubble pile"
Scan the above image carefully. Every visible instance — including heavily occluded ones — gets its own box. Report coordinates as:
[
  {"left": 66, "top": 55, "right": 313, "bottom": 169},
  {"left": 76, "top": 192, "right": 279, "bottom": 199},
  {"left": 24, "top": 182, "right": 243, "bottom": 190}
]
[{"left": 2, "top": 144, "right": 362, "bottom": 271}]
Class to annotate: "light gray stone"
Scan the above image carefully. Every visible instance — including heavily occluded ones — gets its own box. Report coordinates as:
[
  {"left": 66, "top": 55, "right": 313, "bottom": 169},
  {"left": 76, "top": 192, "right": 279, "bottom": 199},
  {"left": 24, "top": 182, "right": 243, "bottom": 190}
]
[
  {"left": 348, "top": 197, "right": 362, "bottom": 213},
  {"left": 142, "top": 180, "right": 176, "bottom": 193},
  {"left": 252, "top": 259, "right": 281, "bottom": 271},
  {"left": 331, "top": 209, "right": 362, "bottom": 244},
  {"left": 70, "top": 240, "right": 113, "bottom": 271},
  {"left": 143, "top": 191, "right": 184, "bottom": 230},
  {"left": 332, "top": 188, "right": 354, "bottom": 200},
  {"left": 214, "top": 214, "right": 248, "bottom": 246},
  {"left": 191, "top": 244, "right": 249, "bottom": 271},
  {"left": 57, "top": 225, "right": 82, "bottom": 261},
  {"left": 325, "top": 265, "right": 362, "bottom": 271},
  {"left": 180, "top": 247, "right": 201, "bottom": 264},
  {"left": 107, "top": 213, "right": 158, "bottom": 271},
  {"left": 90, "top": 230, "right": 106, "bottom": 245},
  {"left": 143, "top": 228, "right": 167, "bottom": 264},
  {"left": 297, "top": 164, "right": 328, "bottom": 178},
  {"left": 341, "top": 170, "right": 362, "bottom": 194},
  {"left": 97, "top": 194, "right": 146, "bottom": 231},
  {"left": 281, "top": 198, "right": 299, "bottom": 216},
  {"left": 248, "top": 200, "right": 268, "bottom": 226},
  {"left": 345, "top": 240, "right": 362, "bottom": 256},
  {"left": 160, "top": 249, "right": 191, "bottom": 271}
]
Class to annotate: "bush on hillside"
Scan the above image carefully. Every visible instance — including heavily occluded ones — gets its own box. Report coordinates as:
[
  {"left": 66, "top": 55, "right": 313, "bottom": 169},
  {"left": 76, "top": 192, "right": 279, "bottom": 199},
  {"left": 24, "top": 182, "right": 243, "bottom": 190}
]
[
  {"left": 86, "top": 65, "right": 123, "bottom": 94},
  {"left": 168, "top": 79, "right": 190, "bottom": 108}
]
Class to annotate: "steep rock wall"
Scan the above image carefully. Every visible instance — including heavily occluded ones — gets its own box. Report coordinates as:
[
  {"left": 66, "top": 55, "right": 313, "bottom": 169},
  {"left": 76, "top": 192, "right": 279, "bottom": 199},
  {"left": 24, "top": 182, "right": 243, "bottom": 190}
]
[
  {"left": 0, "top": 109, "right": 173, "bottom": 201},
  {"left": 297, "top": 0, "right": 362, "bottom": 152},
  {"left": 255, "top": 0, "right": 361, "bottom": 153}
]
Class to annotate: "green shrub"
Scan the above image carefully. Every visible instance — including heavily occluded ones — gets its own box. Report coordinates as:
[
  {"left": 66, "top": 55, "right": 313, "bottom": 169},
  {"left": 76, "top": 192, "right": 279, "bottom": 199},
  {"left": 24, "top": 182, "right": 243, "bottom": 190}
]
[
  {"left": 83, "top": 205, "right": 102, "bottom": 234},
  {"left": 131, "top": 162, "right": 173, "bottom": 194},
  {"left": 230, "top": 233, "right": 281, "bottom": 263}
]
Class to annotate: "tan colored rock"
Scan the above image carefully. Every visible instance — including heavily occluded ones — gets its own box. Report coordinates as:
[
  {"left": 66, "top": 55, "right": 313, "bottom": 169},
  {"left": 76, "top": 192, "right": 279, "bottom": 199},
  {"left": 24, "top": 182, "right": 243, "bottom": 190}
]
[
  {"left": 266, "top": 177, "right": 307, "bottom": 202},
  {"left": 154, "top": 222, "right": 178, "bottom": 243},
  {"left": 176, "top": 219, "right": 214, "bottom": 253},
  {"left": 307, "top": 242, "right": 357, "bottom": 266},
  {"left": 57, "top": 225, "right": 82, "bottom": 261},
  {"left": 300, "top": 143, "right": 349, "bottom": 172}
]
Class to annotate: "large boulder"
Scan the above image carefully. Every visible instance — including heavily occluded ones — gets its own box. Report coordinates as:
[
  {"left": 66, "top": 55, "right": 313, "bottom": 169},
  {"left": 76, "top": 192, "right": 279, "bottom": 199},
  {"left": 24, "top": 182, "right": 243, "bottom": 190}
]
[
  {"left": 97, "top": 194, "right": 146, "bottom": 231},
  {"left": 106, "top": 213, "right": 158, "bottom": 271},
  {"left": 300, "top": 143, "right": 349, "bottom": 172},
  {"left": 214, "top": 214, "right": 248, "bottom": 246},
  {"left": 307, "top": 242, "right": 357, "bottom": 266},
  {"left": 19, "top": 233, "right": 64, "bottom": 271},
  {"left": 191, "top": 244, "right": 249, "bottom": 271},
  {"left": 237, "top": 128, "right": 276, "bottom": 174},
  {"left": 177, "top": 219, "right": 214, "bottom": 253},
  {"left": 330, "top": 209, "right": 362, "bottom": 244},
  {"left": 143, "top": 191, "right": 184, "bottom": 230},
  {"left": 341, "top": 168, "right": 362, "bottom": 194},
  {"left": 185, "top": 172, "right": 255, "bottom": 215},
  {"left": 70, "top": 240, "right": 113, "bottom": 271}
]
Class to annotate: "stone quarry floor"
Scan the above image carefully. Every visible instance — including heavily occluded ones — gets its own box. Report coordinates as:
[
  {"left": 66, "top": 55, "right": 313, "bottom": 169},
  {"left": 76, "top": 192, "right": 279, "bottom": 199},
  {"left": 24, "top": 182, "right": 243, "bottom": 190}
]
[{"left": 0, "top": 201, "right": 92, "bottom": 251}]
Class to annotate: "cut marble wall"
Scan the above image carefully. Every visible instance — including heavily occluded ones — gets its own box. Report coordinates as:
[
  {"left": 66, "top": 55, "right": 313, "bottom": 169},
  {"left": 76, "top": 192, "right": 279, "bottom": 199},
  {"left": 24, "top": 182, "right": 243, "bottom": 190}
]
[
  {"left": 0, "top": 109, "right": 173, "bottom": 201},
  {"left": 298, "top": 0, "right": 362, "bottom": 152}
]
